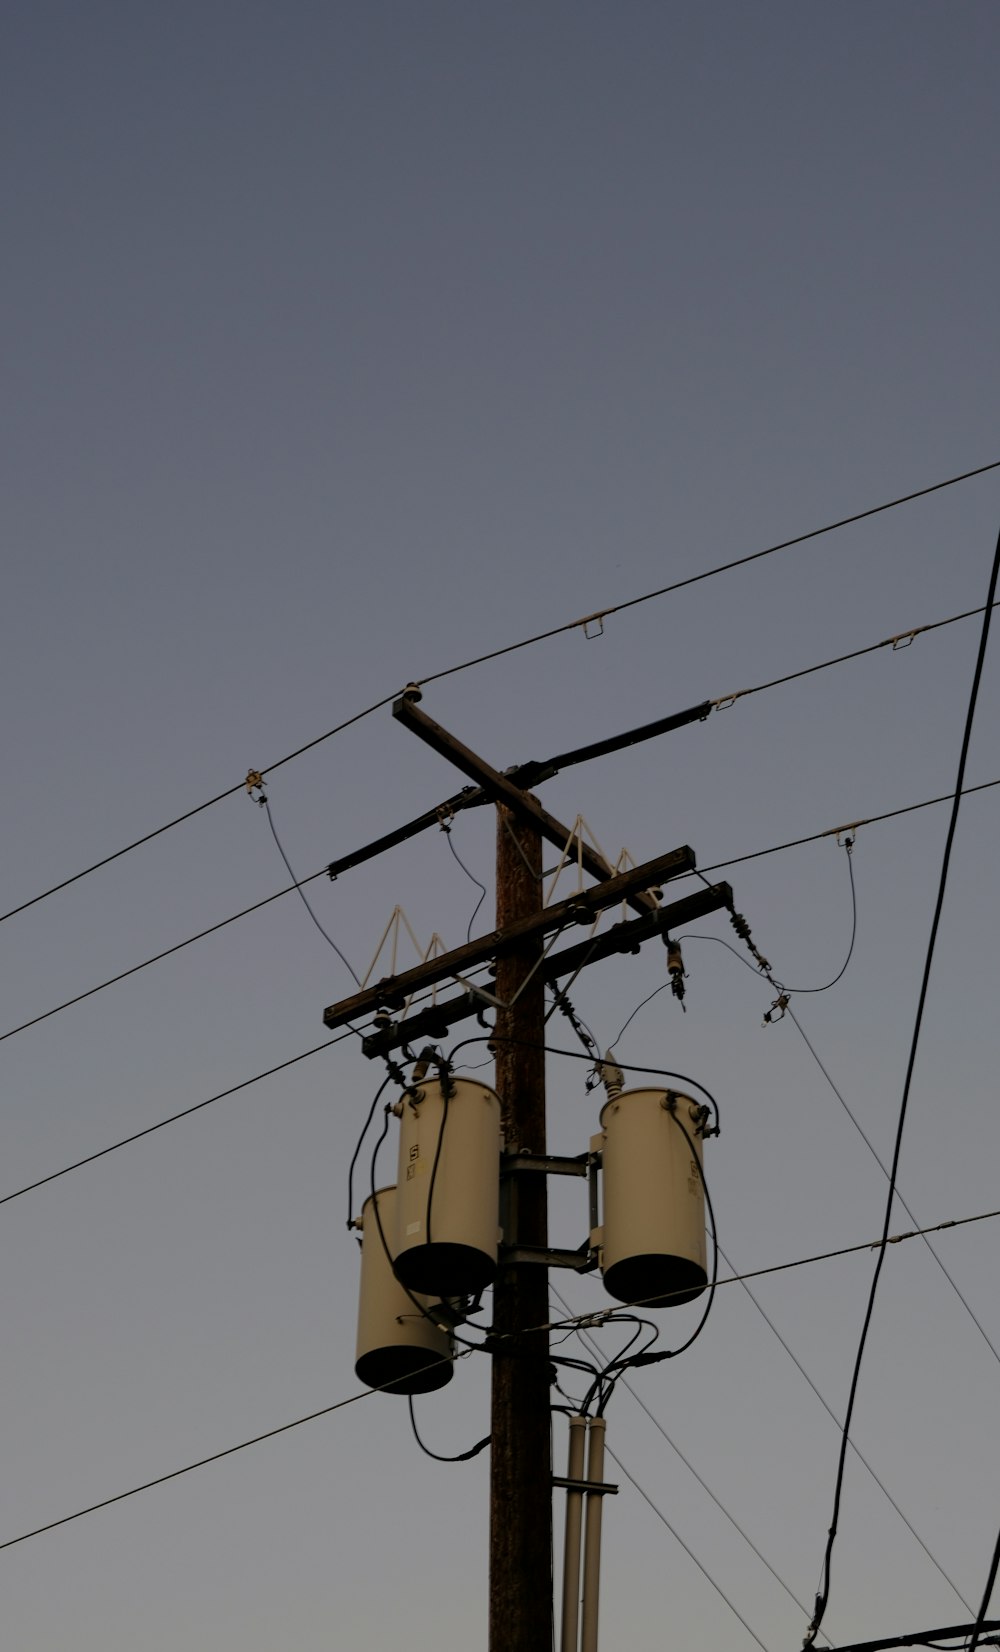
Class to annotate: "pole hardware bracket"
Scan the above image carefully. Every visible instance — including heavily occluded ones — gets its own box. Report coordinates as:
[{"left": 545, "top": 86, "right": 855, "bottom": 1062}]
[
  {"left": 501, "top": 1151, "right": 591, "bottom": 1179},
  {"left": 552, "top": 1476, "right": 618, "bottom": 1496},
  {"left": 500, "top": 1152, "right": 602, "bottom": 1268},
  {"left": 500, "top": 1243, "right": 598, "bottom": 1273}
]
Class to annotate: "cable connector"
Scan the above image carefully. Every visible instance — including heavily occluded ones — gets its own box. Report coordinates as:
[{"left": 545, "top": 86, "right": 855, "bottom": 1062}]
[
  {"left": 244, "top": 769, "right": 267, "bottom": 807},
  {"left": 691, "top": 1102, "right": 716, "bottom": 1139},
  {"left": 763, "top": 994, "right": 789, "bottom": 1026}
]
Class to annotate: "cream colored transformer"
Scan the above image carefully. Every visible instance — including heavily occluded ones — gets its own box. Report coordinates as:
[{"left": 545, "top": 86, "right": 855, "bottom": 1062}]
[
  {"left": 354, "top": 1185, "right": 454, "bottom": 1394},
  {"left": 596, "top": 1087, "right": 708, "bottom": 1308},
  {"left": 393, "top": 1077, "right": 502, "bottom": 1297}
]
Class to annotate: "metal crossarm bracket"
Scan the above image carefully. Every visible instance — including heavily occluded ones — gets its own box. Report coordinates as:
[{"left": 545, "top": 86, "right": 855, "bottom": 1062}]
[
  {"left": 501, "top": 1244, "right": 598, "bottom": 1272},
  {"left": 353, "top": 881, "right": 732, "bottom": 1055},
  {"left": 323, "top": 844, "right": 697, "bottom": 1030},
  {"left": 552, "top": 1476, "right": 618, "bottom": 1496},
  {"left": 393, "top": 697, "right": 660, "bottom": 915},
  {"left": 502, "top": 1152, "right": 591, "bottom": 1178}
]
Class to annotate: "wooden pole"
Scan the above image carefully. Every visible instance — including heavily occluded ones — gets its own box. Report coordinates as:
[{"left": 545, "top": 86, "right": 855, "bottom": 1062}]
[{"left": 490, "top": 801, "right": 552, "bottom": 1652}]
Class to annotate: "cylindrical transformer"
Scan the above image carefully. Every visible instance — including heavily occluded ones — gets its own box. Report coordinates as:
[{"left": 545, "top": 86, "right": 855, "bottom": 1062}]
[
  {"left": 355, "top": 1186, "right": 454, "bottom": 1395},
  {"left": 598, "top": 1088, "right": 708, "bottom": 1308},
  {"left": 393, "top": 1076, "right": 502, "bottom": 1297}
]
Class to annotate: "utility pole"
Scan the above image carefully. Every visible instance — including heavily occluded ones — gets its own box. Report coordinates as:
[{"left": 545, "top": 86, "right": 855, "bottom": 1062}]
[
  {"left": 323, "top": 693, "right": 732, "bottom": 1649},
  {"left": 490, "top": 803, "right": 551, "bottom": 1652}
]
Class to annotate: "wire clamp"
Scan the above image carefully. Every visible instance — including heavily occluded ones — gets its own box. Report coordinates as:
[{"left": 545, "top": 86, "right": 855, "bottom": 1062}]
[
  {"left": 244, "top": 769, "right": 267, "bottom": 806},
  {"left": 579, "top": 611, "right": 606, "bottom": 639},
  {"left": 888, "top": 629, "right": 917, "bottom": 650},
  {"left": 762, "top": 993, "right": 789, "bottom": 1026}
]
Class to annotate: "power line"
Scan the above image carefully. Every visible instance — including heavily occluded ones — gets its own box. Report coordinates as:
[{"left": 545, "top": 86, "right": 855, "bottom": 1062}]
[
  {"left": 802, "top": 517, "right": 1000, "bottom": 1649},
  {"left": 826, "top": 1621, "right": 1000, "bottom": 1652},
  {"left": 418, "top": 460, "right": 1000, "bottom": 689},
  {"left": 5, "top": 760, "right": 997, "bottom": 1055},
  {"left": 0, "top": 692, "right": 399, "bottom": 928},
  {"left": 0, "top": 970, "right": 501, "bottom": 1214},
  {"left": 0, "top": 1031, "right": 354, "bottom": 1209},
  {"left": 710, "top": 599, "right": 999, "bottom": 711},
  {"left": 407, "top": 1396, "right": 490, "bottom": 1464},
  {"left": 717, "top": 1241, "right": 973, "bottom": 1618},
  {"left": 787, "top": 1007, "right": 1000, "bottom": 1369},
  {"left": 1, "top": 1204, "right": 995, "bottom": 1558},
  {"left": 549, "top": 1283, "right": 829, "bottom": 1639},
  {"left": 3, "top": 460, "right": 996, "bottom": 932},
  {"left": 602, "top": 1443, "right": 771, "bottom": 1652},
  {"left": 677, "top": 857, "right": 1000, "bottom": 1375},
  {"left": 699, "top": 775, "right": 1000, "bottom": 879},
  {"left": 0, "top": 865, "right": 329, "bottom": 1046},
  {"left": 1, "top": 590, "right": 995, "bottom": 1055},
  {"left": 261, "top": 794, "right": 362, "bottom": 988},
  {"left": 0, "top": 1369, "right": 443, "bottom": 1557},
  {"left": 441, "top": 820, "right": 489, "bottom": 943},
  {"left": 968, "top": 1529, "right": 1000, "bottom": 1652}
]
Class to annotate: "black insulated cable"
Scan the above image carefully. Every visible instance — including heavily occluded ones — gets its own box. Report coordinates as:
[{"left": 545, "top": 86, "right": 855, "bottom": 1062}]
[{"left": 802, "top": 516, "right": 1000, "bottom": 1650}]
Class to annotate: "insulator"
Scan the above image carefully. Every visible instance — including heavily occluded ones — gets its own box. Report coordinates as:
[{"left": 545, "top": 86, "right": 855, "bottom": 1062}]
[{"left": 598, "top": 1057, "right": 625, "bottom": 1103}]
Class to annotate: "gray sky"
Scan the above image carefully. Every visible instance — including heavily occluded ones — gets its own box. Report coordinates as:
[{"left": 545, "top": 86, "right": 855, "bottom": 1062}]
[{"left": 3, "top": 4, "right": 999, "bottom": 1647}]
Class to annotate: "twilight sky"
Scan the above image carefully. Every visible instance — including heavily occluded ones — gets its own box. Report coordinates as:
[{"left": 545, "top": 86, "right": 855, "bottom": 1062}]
[{"left": 2, "top": 4, "right": 999, "bottom": 1648}]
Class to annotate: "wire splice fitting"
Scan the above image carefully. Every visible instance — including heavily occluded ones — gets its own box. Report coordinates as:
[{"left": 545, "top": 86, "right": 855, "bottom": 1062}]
[{"left": 244, "top": 769, "right": 267, "bottom": 807}]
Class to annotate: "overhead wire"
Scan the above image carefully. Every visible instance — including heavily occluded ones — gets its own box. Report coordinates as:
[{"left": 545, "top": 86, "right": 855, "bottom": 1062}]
[
  {"left": 0, "top": 691, "right": 399, "bottom": 928},
  {"left": 3, "top": 697, "right": 998, "bottom": 1056},
  {"left": 786, "top": 1007, "right": 1000, "bottom": 1368},
  {"left": 1, "top": 1202, "right": 998, "bottom": 1558},
  {"left": 3, "top": 459, "right": 997, "bottom": 933},
  {"left": 0, "top": 865, "right": 330, "bottom": 1047},
  {"left": 440, "top": 821, "right": 489, "bottom": 943},
  {"left": 802, "top": 517, "right": 1000, "bottom": 1649},
  {"left": 417, "top": 460, "right": 1000, "bottom": 690},
  {"left": 550, "top": 1280, "right": 832, "bottom": 1641},
  {"left": 717, "top": 1238, "right": 974, "bottom": 1618},
  {"left": 602, "top": 1443, "right": 771, "bottom": 1652},
  {"left": 407, "top": 1396, "right": 490, "bottom": 1464},
  {"left": 0, "top": 1029, "right": 355, "bottom": 1211},
  {"left": 261, "top": 793, "right": 362, "bottom": 987},
  {"left": 0, "top": 965, "right": 496, "bottom": 1214},
  {"left": 967, "top": 1530, "right": 1000, "bottom": 1652},
  {"left": 684, "top": 842, "right": 857, "bottom": 1015},
  {"left": 0, "top": 1370, "right": 444, "bottom": 1557},
  {"left": 669, "top": 854, "right": 1000, "bottom": 1375},
  {"left": 4, "top": 757, "right": 996, "bottom": 1057},
  {"left": 698, "top": 776, "right": 1000, "bottom": 879},
  {"left": 710, "top": 598, "right": 1000, "bottom": 712},
  {"left": 555, "top": 1207, "right": 1000, "bottom": 1314}
]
